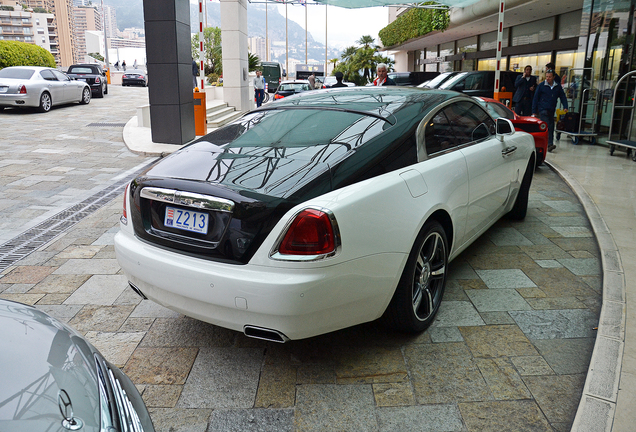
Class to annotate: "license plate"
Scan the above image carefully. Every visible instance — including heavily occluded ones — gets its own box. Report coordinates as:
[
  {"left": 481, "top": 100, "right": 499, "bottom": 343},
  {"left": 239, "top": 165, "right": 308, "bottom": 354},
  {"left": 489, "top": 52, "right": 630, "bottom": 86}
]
[
  {"left": 164, "top": 206, "right": 209, "bottom": 234},
  {"left": 78, "top": 78, "right": 87, "bottom": 81},
  {"left": 0, "top": 86, "right": 7, "bottom": 93}
]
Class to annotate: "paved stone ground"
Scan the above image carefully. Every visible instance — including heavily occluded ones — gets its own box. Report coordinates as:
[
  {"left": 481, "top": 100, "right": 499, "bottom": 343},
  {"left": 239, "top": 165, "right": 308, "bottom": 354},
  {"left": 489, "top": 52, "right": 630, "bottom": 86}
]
[
  {"left": 0, "top": 85, "right": 155, "bottom": 244},
  {"left": 0, "top": 87, "right": 602, "bottom": 431}
]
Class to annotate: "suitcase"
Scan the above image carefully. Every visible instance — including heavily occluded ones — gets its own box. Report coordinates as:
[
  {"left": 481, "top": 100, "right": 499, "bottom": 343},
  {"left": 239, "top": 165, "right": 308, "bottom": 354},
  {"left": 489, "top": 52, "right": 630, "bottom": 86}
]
[{"left": 561, "top": 112, "right": 580, "bottom": 133}]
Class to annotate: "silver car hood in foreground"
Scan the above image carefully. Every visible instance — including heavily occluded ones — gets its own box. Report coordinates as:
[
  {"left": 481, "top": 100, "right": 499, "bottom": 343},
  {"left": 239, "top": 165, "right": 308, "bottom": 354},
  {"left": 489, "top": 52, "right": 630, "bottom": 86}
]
[
  {"left": 0, "top": 300, "right": 100, "bottom": 431},
  {"left": 0, "top": 299, "right": 154, "bottom": 432}
]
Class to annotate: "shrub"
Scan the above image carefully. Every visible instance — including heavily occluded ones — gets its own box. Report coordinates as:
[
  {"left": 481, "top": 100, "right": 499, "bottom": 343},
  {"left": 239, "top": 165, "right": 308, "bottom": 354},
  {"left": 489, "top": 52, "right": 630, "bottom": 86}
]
[
  {"left": 378, "top": 3, "right": 450, "bottom": 48},
  {"left": 0, "top": 40, "right": 56, "bottom": 69}
]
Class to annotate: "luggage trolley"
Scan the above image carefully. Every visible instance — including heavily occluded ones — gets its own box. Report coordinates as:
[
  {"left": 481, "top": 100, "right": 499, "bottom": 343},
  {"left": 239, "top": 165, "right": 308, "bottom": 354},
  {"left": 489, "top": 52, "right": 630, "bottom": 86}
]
[
  {"left": 607, "top": 70, "right": 636, "bottom": 161},
  {"left": 555, "top": 68, "right": 599, "bottom": 145}
]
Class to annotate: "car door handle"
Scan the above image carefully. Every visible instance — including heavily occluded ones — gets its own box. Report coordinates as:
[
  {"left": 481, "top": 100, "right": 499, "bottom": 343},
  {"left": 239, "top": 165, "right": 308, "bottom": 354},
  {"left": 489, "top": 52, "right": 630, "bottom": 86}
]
[{"left": 502, "top": 146, "right": 517, "bottom": 156}]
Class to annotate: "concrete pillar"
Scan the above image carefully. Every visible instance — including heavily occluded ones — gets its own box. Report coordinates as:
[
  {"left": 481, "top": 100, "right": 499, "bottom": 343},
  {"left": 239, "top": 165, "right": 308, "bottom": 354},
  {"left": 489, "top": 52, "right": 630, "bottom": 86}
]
[
  {"left": 220, "top": 0, "right": 250, "bottom": 111},
  {"left": 143, "top": 0, "right": 195, "bottom": 144}
]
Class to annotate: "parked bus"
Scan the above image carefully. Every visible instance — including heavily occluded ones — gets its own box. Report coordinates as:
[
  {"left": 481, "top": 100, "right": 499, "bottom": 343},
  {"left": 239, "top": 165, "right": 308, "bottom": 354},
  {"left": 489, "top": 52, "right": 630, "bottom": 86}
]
[{"left": 261, "top": 62, "right": 284, "bottom": 93}]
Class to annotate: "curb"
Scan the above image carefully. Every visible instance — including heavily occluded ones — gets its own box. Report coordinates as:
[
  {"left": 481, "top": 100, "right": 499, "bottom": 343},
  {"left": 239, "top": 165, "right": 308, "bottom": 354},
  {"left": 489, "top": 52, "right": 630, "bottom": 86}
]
[{"left": 545, "top": 160, "right": 626, "bottom": 432}]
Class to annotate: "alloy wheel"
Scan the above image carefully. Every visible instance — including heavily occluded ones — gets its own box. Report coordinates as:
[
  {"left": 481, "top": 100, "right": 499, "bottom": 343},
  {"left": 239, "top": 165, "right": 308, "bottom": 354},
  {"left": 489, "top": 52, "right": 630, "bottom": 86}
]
[{"left": 412, "top": 231, "right": 446, "bottom": 321}]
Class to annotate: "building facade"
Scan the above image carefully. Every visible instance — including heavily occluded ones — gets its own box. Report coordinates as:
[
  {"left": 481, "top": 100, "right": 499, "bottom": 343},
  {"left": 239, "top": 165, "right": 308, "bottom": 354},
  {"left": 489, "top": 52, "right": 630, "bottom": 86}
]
[
  {"left": 73, "top": 4, "right": 100, "bottom": 62},
  {"left": 0, "top": 1, "right": 57, "bottom": 57},
  {"left": 386, "top": 0, "right": 636, "bottom": 141},
  {"left": 22, "top": 0, "right": 77, "bottom": 66}
]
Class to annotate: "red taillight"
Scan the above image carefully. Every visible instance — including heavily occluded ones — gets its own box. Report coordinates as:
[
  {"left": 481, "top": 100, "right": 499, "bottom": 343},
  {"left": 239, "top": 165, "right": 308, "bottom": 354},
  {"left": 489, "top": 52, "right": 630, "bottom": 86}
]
[
  {"left": 18, "top": 84, "right": 26, "bottom": 94},
  {"left": 274, "top": 94, "right": 284, "bottom": 99},
  {"left": 278, "top": 209, "right": 336, "bottom": 255},
  {"left": 95, "top": 76, "right": 100, "bottom": 83}
]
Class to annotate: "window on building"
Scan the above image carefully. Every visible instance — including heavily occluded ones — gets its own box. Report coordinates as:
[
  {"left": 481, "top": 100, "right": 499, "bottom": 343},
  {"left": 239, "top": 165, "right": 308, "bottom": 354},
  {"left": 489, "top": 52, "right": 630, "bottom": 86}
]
[
  {"left": 512, "top": 17, "right": 555, "bottom": 46},
  {"left": 479, "top": 29, "right": 510, "bottom": 51},
  {"left": 509, "top": 52, "right": 552, "bottom": 74},
  {"left": 37, "top": 27, "right": 44, "bottom": 34},
  {"left": 41, "top": 36, "right": 45, "bottom": 43},
  {"left": 558, "top": 10, "right": 583, "bottom": 39}
]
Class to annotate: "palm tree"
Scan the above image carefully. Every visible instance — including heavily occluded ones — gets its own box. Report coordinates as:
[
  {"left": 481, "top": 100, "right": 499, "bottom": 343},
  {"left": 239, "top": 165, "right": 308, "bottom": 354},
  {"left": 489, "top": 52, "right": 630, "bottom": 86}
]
[
  {"left": 356, "top": 35, "right": 377, "bottom": 50},
  {"left": 329, "top": 58, "right": 339, "bottom": 72},
  {"left": 340, "top": 46, "right": 357, "bottom": 64},
  {"left": 249, "top": 53, "right": 260, "bottom": 72}
]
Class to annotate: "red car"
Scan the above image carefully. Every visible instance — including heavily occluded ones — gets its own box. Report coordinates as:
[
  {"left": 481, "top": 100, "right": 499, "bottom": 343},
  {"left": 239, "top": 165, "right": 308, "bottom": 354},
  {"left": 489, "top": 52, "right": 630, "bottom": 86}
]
[{"left": 475, "top": 97, "right": 548, "bottom": 165}]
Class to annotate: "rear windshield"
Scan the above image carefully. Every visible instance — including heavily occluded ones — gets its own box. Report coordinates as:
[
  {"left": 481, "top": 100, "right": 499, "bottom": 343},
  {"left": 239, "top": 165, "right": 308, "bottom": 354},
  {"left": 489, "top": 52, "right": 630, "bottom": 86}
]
[
  {"left": 262, "top": 65, "right": 280, "bottom": 78},
  {"left": 199, "top": 108, "right": 389, "bottom": 156},
  {"left": 0, "top": 68, "right": 35, "bottom": 79},
  {"left": 68, "top": 66, "right": 95, "bottom": 74},
  {"left": 279, "top": 83, "right": 310, "bottom": 92}
]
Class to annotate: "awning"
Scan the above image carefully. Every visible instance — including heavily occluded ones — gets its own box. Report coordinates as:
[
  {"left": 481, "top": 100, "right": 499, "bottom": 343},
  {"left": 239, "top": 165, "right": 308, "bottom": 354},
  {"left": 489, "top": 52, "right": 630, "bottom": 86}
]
[{"left": 310, "top": 0, "right": 481, "bottom": 9}]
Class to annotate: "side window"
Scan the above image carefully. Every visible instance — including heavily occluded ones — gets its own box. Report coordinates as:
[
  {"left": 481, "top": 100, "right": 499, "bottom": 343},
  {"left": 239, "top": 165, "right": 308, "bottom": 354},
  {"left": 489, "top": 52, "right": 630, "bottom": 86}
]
[
  {"left": 52, "top": 70, "right": 69, "bottom": 81},
  {"left": 465, "top": 73, "right": 484, "bottom": 90},
  {"left": 423, "top": 109, "right": 456, "bottom": 156},
  {"left": 444, "top": 101, "right": 495, "bottom": 144},
  {"left": 40, "top": 70, "right": 56, "bottom": 81}
]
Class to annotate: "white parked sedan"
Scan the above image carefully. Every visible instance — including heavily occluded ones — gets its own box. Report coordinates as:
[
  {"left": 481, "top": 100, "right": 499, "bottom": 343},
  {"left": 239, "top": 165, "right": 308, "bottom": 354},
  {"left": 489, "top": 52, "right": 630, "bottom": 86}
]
[
  {"left": 0, "top": 66, "right": 91, "bottom": 112},
  {"left": 115, "top": 87, "right": 536, "bottom": 341}
]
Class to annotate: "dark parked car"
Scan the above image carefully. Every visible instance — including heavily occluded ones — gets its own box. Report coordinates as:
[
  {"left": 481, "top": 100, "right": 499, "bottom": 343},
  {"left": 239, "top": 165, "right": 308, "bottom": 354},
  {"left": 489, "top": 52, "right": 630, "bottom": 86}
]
[
  {"left": 438, "top": 71, "right": 522, "bottom": 99},
  {"left": 0, "top": 298, "right": 154, "bottom": 431},
  {"left": 122, "top": 69, "right": 148, "bottom": 87},
  {"left": 388, "top": 71, "right": 439, "bottom": 86},
  {"left": 66, "top": 64, "right": 108, "bottom": 98}
]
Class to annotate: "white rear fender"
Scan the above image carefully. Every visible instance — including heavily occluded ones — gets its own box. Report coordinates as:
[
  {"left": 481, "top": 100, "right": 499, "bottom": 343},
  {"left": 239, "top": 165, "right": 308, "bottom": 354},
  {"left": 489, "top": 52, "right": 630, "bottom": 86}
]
[{"left": 250, "top": 156, "right": 470, "bottom": 268}]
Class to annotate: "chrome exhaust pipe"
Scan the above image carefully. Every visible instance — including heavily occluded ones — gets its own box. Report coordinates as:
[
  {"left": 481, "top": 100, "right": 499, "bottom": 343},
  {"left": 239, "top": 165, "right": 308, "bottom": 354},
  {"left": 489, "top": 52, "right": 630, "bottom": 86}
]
[
  {"left": 128, "top": 282, "right": 148, "bottom": 300},
  {"left": 243, "top": 325, "right": 290, "bottom": 343}
]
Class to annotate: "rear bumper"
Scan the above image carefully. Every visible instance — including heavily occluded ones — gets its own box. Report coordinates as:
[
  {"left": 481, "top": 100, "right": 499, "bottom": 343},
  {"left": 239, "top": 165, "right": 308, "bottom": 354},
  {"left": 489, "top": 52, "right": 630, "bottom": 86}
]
[
  {"left": 114, "top": 229, "right": 404, "bottom": 340},
  {"left": 122, "top": 79, "right": 146, "bottom": 86},
  {"left": 0, "top": 93, "right": 37, "bottom": 107}
]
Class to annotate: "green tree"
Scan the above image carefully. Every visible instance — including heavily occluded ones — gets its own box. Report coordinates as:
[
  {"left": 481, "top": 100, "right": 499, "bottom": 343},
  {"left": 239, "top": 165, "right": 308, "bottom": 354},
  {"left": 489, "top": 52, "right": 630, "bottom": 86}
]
[
  {"left": 249, "top": 52, "right": 260, "bottom": 72},
  {"left": 191, "top": 27, "right": 222, "bottom": 75},
  {"left": 333, "top": 36, "right": 392, "bottom": 85},
  {"left": 0, "top": 40, "right": 55, "bottom": 69}
]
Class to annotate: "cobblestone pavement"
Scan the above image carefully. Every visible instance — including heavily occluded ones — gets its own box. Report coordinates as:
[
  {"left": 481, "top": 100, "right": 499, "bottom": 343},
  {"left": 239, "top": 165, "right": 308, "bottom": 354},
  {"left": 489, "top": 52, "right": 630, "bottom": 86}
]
[{"left": 0, "top": 87, "right": 601, "bottom": 431}]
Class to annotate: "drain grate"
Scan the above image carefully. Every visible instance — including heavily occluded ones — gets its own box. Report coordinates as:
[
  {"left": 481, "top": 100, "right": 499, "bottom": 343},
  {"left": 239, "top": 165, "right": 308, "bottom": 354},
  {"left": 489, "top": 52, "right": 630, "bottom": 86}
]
[
  {"left": 0, "top": 159, "right": 157, "bottom": 272},
  {"left": 86, "top": 122, "right": 127, "bottom": 127}
]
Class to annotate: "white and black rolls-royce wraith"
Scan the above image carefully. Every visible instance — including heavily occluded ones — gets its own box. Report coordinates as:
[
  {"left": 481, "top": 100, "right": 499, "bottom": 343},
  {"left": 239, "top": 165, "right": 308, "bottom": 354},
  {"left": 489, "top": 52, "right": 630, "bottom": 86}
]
[{"left": 115, "top": 87, "right": 536, "bottom": 342}]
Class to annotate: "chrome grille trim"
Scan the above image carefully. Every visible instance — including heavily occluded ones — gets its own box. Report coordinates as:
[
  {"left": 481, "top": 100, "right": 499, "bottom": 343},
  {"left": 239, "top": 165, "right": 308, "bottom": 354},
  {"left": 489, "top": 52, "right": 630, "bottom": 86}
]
[{"left": 140, "top": 187, "right": 234, "bottom": 213}]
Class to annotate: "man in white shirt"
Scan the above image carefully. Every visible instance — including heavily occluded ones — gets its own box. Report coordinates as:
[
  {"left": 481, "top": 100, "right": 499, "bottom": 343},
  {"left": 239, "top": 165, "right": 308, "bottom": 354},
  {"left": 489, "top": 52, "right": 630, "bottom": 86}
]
[
  {"left": 373, "top": 64, "right": 396, "bottom": 86},
  {"left": 254, "top": 70, "right": 265, "bottom": 107}
]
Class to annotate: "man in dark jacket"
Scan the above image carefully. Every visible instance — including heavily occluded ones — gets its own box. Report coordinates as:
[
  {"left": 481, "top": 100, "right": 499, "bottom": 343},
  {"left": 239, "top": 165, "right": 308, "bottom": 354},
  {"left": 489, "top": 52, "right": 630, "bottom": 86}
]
[
  {"left": 192, "top": 59, "right": 199, "bottom": 89},
  {"left": 513, "top": 65, "right": 537, "bottom": 116},
  {"left": 533, "top": 70, "right": 568, "bottom": 152},
  {"left": 331, "top": 71, "right": 348, "bottom": 88}
]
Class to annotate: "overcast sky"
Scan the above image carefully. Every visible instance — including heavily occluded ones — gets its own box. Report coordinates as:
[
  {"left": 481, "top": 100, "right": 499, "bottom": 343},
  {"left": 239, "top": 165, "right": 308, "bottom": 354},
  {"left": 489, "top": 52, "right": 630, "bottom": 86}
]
[{"left": 274, "top": 3, "right": 389, "bottom": 50}]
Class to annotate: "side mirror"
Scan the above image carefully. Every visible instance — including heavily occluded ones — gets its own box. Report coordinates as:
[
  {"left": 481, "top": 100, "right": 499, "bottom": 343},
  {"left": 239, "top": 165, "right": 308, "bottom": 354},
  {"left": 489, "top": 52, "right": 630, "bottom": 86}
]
[{"left": 496, "top": 118, "right": 515, "bottom": 141}]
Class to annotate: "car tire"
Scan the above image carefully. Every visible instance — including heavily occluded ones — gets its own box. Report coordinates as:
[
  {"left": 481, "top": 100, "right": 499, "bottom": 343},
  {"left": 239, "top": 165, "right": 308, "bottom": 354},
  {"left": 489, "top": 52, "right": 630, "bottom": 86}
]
[
  {"left": 80, "top": 87, "right": 91, "bottom": 105},
  {"left": 507, "top": 157, "right": 534, "bottom": 220},
  {"left": 383, "top": 220, "right": 448, "bottom": 333},
  {"left": 97, "top": 86, "right": 104, "bottom": 98},
  {"left": 38, "top": 92, "right": 52, "bottom": 113},
  {"left": 104, "top": 84, "right": 108, "bottom": 95}
]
